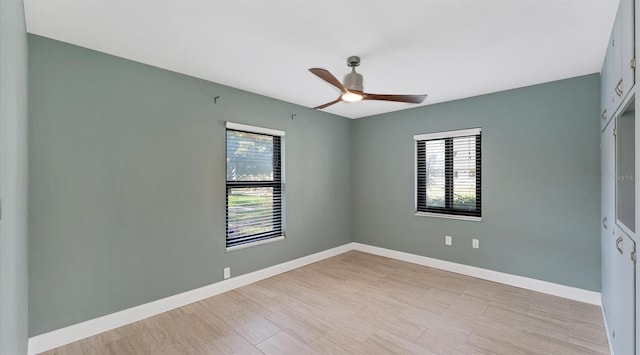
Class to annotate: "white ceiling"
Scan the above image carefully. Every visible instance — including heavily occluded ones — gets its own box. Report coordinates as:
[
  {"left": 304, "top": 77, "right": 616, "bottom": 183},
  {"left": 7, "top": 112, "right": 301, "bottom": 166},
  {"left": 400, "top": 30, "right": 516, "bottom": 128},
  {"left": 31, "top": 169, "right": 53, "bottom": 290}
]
[{"left": 24, "top": 0, "right": 617, "bottom": 119}]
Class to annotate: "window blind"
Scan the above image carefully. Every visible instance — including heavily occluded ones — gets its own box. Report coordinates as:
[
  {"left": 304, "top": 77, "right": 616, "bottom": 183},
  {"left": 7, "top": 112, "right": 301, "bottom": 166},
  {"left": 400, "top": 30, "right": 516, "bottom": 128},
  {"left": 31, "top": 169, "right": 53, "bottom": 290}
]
[
  {"left": 416, "top": 129, "right": 481, "bottom": 217},
  {"left": 226, "top": 128, "right": 283, "bottom": 248}
]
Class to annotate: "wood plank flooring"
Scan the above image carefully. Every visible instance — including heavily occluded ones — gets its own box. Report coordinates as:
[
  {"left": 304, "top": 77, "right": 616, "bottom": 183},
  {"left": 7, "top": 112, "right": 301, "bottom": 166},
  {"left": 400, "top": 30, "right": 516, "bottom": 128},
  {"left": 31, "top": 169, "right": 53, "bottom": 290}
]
[{"left": 42, "top": 251, "right": 610, "bottom": 354}]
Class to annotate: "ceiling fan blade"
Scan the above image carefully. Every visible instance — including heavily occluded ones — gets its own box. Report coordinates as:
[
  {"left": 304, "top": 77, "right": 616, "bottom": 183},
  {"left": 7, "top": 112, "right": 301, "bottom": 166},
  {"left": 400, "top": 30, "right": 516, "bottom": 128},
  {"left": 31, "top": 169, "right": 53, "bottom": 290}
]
[
  {"left": 363, "top": 93, "right": 427, "bottom": 104},
  {"left": 309, "top": 68, "right": 346, "bottom": 93},
  {"left": 314, "top": 97, "right": 342, "bottom": 110}
]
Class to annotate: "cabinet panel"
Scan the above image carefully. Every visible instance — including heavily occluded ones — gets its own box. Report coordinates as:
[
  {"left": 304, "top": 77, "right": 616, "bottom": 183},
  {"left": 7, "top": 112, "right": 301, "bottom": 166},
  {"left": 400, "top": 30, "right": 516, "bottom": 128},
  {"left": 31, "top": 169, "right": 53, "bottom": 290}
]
[
  {"left": 616, "top": 104, "right": 636, "bottom": 233},
  {"left": 611, "top": 227, "right": 636, "bottom": 355},
  {"left": 602, "top": 120, "right": 616, "bottom": 312},
  {"left": 601, "top": 63, "right": 609, "bottom": 130},
  {"left": 602, "top": 96, "right": 636, "bottom": 354},
  {"left": 620, "top": 0, "right": 635, "bottom": 99},
  {"left": 611, "top": 12, "right": 623, "bottom": 111},
  {"left": 602, "top": 17, "right": 622, "bottom": 130}
]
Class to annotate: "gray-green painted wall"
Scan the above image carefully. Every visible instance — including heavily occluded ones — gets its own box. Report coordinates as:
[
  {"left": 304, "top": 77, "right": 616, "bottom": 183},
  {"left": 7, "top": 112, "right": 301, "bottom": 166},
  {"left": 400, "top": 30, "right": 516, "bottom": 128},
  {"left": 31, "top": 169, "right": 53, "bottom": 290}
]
[
  {"left": 351, "top": 74, "right": 601, "bottom": 291},
  {"left": 28, "top": 33, "right": 602, "bottom": 337},
  {"left": 28, "top": 35, "right": 352, "bottom": 336},
  {"left": 0, "top": 0, "right": 29, "bottom": 353}
]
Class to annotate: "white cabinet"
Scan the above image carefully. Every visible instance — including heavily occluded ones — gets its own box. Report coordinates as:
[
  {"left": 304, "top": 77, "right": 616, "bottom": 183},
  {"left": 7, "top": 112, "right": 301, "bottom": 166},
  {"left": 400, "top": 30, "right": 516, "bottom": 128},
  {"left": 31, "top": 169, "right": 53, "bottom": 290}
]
[
  {"left": 610, "top": 227, "right": 636, "bottom": 355},
  {"left": 617, "top": 106, "right": 636, "bottom": 233},
  {"left": 602, "top": 120, "right": 616, "bottom": 312},
  {"left": 601, "top": 95, "right": 636, "bottom": 354},
  {"left": 601, "top": 0, "right": 637, "bottom": 352},
  {"left": 602, "top": 98, "right": 637, "bottom": 355},
  {"left": 620, "top": 0, "right": 636, "bottom": 100},
  {"left": 602, "top": 13, "right": 622, "bottom": 129},
  {"left": 601, "top": 0, "right": 635, "bottom": 130},
  {"left": 601, "top": 61, "right": 609, "bottom": 126},
  {"left": 611, "top": 13, "right": 623, "bottom": 111},
  {"left": 614, "top": 101, "right": 636, "bottom": 355}
]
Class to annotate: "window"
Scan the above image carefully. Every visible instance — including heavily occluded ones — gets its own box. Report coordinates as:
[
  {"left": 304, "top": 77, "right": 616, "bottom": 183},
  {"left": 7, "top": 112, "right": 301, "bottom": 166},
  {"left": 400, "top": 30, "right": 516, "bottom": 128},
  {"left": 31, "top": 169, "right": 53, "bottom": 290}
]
[
  {"left": 226, "top": 122, "right": 284, "bottom": 249},
  {"left": 415, "top": 128, "right": 481, "bottom": 219}
]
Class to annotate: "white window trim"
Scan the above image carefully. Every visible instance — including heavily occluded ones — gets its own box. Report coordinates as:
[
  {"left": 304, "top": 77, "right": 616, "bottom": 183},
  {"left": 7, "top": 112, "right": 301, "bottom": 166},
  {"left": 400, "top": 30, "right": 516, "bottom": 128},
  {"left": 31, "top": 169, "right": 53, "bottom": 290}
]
[
  {"left": 414, "top": 127, "right": 481, "bottom": 141},
  {"left": 225, "top": 122, "right": 286, "bottom": 251},
  {"left": 226, "top": 235, "right": 285, "bottom": 252},
  {"left": 414, "top": 211, "right": 482, "bottom": 222},
  {"left": 226, "top": 122, "right": 285, "bottom": 137}
]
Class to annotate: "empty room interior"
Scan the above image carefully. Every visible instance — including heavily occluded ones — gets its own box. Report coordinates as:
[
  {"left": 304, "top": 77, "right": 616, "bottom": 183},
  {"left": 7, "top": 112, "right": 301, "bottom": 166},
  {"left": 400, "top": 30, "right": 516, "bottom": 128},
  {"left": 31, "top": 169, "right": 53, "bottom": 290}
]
[{"left": 3, "top": 0, "right": 640, "bottom": 354}]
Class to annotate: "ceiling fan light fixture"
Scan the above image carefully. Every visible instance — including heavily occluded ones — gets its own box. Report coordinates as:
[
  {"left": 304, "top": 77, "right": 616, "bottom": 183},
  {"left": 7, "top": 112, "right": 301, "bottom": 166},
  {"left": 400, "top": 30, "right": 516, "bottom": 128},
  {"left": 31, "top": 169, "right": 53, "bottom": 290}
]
[
  {"left": 341, "top": 91, "right": 363, "bottom": 102},
  {"left": 308, "top": 56, "right": 427, "bottom": 110}
]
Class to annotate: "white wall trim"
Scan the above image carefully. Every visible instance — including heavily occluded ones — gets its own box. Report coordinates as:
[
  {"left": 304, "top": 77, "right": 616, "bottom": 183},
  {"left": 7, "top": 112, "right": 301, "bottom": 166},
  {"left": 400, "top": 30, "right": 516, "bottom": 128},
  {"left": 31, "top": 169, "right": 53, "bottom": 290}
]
[
  {"left": 27, "top": 243, "right": 352, "bottom": 355},
  {"left": 225, "top": 121, "right": 285, "bottom": 136},
  {"left": 414, "top": 211, "right": 482, "bottom": 222},
  {"left": 28, "top": 242, "right": 602, "bottom": 354},
  {"left": 414, "top": 127, "right": 481, "bottom": 141},
  {"left": 226, "top": 235, "right": 285, "bottom": 252},
  {"left": 351, "top": 243, "right": 602, "bottom": 306},
  {"left": 601, "top": 301, "right": 615, "bottom": 355}
]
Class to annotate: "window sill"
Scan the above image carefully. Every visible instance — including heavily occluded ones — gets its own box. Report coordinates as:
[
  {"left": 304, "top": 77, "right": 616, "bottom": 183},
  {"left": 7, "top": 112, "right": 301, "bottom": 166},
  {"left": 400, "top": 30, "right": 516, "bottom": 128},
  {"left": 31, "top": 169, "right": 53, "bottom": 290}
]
[
  {"left": 226, "top": 235, "right": 285, "bottom": 252},
  {"left": 415, "top": 212, "right": 482, "bottom": 222}
]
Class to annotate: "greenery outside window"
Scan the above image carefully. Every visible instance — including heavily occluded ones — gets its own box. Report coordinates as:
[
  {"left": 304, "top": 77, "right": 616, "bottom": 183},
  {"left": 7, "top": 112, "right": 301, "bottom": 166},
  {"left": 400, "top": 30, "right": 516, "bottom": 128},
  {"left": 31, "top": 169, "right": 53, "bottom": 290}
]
[
  {"left": 415, "top": 128, "right": 481, "bottom": 219},
  {"left": 226, "top": 122, "right": 284, "bottom": 249}
]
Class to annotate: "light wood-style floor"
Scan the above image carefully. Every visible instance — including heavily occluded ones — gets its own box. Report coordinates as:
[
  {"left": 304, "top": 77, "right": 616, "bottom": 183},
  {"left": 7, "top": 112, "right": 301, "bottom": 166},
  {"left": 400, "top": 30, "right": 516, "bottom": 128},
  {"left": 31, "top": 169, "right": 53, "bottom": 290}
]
[{"left": 43, "top": 251, "right": 609, "bottom": 354}]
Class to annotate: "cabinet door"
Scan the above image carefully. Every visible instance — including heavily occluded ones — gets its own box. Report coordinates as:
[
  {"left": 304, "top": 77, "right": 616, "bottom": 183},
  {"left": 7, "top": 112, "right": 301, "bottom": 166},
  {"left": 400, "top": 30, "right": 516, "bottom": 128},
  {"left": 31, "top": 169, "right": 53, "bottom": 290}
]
[
  {"left": 602, "top": 17, "right": 622, "bottom": 128},
  {"left": 610, "top": 12, "right": 623, "bottom": 112},
  {"left": 602, "top": 121, "right": 616, "bottom": 312},
  {"left": 616, "top": 106, "right": 635, "bottom": 232},
  {"left": 611, "top": 228, "right": 636, "bottom": 355},
  {"left": 619, "top": 0, "right": 635, "bottom": 99},
  {"left": 601, "top": 63, "right": 610, "bottom": 131}
]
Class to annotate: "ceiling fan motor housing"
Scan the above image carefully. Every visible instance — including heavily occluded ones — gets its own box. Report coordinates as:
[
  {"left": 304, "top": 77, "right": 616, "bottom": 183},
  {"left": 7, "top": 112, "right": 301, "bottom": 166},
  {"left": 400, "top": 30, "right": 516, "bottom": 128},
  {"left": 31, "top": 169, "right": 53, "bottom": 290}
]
[
  {"left": 344, "top": 71, "right": 363, "bottom": 92},
  {"left": 344, "top": 55, "right": 363, "bottom": 92}
]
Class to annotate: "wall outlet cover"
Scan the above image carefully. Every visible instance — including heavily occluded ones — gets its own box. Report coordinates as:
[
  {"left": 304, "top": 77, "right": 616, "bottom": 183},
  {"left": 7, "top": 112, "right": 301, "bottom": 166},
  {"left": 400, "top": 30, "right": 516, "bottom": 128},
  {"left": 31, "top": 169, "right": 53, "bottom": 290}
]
[
  {"left": 472, "top": 239, "right": 479, "bottom": 249},
  {"left": 223, "top": 267, "right": 231, "bottom": 279},
  {"left": 445, "top": 235, "right": 452, "bottom": 246}
]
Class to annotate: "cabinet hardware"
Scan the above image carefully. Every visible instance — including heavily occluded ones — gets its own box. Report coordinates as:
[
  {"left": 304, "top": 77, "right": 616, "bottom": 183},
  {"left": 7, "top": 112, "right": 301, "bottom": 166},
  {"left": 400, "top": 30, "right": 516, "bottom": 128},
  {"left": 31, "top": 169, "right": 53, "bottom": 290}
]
[
  {"left": 602, "top": 109, "right": 607, "bottom": 120},
  {"left": 632, "top": 250, "right": 637, "bottom": 263},
  {"left": 616, "top": 237, "right": 624, "bottom": 254},
  {"left": 613, "top": 128, "right": 617, "bottom": 136},
  {"left": 632, "top": 57, "right": 637, "bottom": 70},
  {"left": 615, "top": 79, "right": 623, "bottom": 97},
  {"left": 602, "top": 216, "right": 608, "bottom": 229}
]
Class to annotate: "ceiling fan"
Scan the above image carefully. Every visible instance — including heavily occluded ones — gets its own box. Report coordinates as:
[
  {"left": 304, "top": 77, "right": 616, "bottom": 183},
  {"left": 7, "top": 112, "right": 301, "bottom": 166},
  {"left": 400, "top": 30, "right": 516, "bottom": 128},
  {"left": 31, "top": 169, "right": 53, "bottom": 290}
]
[{"left": 308, "top": 56, "right": 427, "bottom": 110}]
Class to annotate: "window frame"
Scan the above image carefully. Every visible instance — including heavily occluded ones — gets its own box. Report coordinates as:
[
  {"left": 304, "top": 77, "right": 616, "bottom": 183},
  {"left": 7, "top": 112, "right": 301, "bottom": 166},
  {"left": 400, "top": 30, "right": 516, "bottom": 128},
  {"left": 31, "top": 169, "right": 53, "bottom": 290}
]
[
  {"left": 225, "top": 122, "right": 285, "bottom": 251},
  {"left": 414, "top": 128, "right": 482, "bottom": 221}
]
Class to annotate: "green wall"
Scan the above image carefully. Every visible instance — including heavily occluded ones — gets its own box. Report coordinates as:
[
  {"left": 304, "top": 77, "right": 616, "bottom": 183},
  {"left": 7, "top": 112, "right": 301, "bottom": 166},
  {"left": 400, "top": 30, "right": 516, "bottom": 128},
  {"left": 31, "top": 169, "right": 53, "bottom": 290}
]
[
  {"left": 28, "top": 33, "right": 602, "bottom": 338},
  {"left": 351, "top": 74, "right": 601, "bottom": 291},
  {"left": 28, "top": 35, "right": 352, "bottom": 336},
  {"left": 0, "top": 0, "right": 29, "bottom": 353}
]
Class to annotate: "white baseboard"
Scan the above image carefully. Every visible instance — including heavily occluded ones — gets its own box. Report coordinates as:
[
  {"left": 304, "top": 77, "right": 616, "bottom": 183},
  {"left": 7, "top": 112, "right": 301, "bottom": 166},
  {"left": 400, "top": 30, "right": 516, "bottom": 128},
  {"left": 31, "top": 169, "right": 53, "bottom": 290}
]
[
  {"left": 27, "top": 243, "right": 353, "bottom": 355},
  {"left": 601, "top": 302, "right": 615, "bottom": 355},
  {"left": 28, "top": 241, "right": 602, "bottom": 354},
  {"left": 351, "top": 243, "right": 602, "bottom": 306}
]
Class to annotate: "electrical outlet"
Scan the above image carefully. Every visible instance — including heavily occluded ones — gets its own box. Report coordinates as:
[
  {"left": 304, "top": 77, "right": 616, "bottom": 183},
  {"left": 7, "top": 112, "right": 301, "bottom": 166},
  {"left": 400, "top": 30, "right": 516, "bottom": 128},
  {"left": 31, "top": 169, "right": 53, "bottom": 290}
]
[
  {"left": 445, "top": 235, "right": 452, "bottom": 246},
  {"left": 223, "top": 267, "right": 231, "bottom": 279},
  {"left": 472, "top": 239, "right": 479, "bottom": 249}
]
